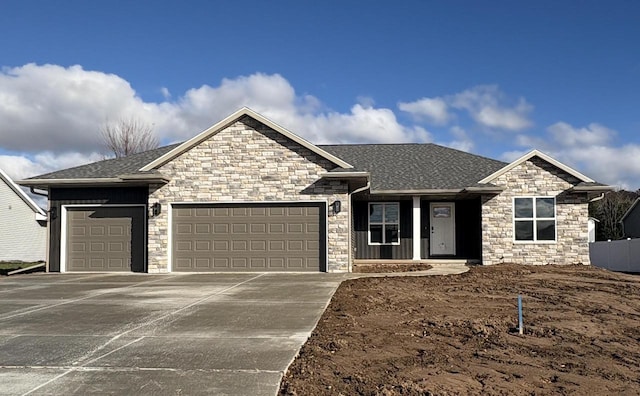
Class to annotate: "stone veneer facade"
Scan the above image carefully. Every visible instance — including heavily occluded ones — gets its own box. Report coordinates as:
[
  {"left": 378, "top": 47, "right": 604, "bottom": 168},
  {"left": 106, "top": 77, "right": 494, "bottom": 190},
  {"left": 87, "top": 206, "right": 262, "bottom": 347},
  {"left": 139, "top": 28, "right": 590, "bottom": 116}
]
[
  {"left": 147, "top": 116, "right": 350, "bottom": 273},
  {"left": 481, "top": 157, "right": 591, "bottom": 265}
]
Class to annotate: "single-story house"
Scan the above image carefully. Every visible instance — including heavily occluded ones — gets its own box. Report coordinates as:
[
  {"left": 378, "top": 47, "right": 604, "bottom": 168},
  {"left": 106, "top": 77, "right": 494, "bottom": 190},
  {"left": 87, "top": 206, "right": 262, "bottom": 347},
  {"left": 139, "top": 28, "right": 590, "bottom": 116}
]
[
  {"left": 19, "top": 108, "right": 611, "bottom": 273},
  {"left": 0, "top": 168, "right": 47, "bottom": 262},
  {"left": 620, "top": 197, "right": 640, "bottom": 238}
]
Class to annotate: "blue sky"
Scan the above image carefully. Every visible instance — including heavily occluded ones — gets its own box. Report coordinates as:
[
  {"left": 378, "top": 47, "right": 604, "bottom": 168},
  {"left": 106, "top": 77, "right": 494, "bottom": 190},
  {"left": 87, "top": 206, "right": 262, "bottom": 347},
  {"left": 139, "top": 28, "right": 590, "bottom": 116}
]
[{"left": 1, "top": 0, "right": 639, "bottom": 188}]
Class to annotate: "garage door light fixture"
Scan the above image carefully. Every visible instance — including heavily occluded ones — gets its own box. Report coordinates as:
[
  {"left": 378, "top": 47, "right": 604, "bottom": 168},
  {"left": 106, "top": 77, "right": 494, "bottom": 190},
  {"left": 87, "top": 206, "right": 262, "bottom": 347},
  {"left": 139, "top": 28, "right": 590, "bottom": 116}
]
[{"left": 331, "top": 200, "right": 341, "bottom": 214}]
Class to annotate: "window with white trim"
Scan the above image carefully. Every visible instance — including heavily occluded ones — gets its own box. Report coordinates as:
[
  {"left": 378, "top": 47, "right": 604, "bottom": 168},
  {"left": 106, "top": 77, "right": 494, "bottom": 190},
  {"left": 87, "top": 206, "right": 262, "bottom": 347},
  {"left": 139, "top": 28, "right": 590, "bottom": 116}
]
[
  {"left": 514, "top": 197, "right": 556, "bottom": 241},
  {"left": 368, "top": 202, "right": 400, "bottom": 245}
]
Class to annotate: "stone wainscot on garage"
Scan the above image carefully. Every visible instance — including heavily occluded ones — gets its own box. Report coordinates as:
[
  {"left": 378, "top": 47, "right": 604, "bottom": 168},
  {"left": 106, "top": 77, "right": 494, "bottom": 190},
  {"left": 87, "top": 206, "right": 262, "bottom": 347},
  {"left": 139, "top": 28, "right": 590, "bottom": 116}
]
[{"left": 19, "top": 108, "right": 611, "bottom": 273}]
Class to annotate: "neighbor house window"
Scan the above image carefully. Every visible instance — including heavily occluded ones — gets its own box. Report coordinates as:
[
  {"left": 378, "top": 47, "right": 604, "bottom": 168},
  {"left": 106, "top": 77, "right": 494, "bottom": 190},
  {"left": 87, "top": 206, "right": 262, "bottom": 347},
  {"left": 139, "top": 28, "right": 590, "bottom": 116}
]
[
  {"left": 514, "top": 197, "right": 556, "bottom": 242},
  {"left": 369, "top": 202, "right": 400, "bottom": 245}
]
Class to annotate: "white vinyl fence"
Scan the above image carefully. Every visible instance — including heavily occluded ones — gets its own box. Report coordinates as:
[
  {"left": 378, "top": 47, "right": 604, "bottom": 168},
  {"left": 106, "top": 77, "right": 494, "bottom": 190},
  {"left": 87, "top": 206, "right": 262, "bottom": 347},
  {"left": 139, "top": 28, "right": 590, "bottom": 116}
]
[{"left": 589, "top": 239, "right": 640, "bottom": 273}]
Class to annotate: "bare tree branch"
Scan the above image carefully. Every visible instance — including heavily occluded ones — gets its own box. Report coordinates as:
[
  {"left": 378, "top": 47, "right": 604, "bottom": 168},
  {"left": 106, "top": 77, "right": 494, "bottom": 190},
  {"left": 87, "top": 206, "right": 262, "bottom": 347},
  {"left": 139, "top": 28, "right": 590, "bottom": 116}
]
[
  {"left": 100, "top": 118, "right": 159, "bottom": 158},
  {"left": 589, "top": 190, "right": 638, "bottom": 240}
]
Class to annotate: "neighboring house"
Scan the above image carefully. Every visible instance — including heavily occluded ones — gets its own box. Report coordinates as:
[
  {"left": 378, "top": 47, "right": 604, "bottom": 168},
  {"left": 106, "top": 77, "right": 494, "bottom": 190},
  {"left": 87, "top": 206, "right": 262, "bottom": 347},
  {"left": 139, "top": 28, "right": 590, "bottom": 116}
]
[
  {"left": 620, "top": 198, "right": 640, "bottom": 238},
  {"left": 18, "top": 108, "right": 611, "bottom": 273},
  {"left": 0, "top": 168, "right": 47, "bottom": 262}
]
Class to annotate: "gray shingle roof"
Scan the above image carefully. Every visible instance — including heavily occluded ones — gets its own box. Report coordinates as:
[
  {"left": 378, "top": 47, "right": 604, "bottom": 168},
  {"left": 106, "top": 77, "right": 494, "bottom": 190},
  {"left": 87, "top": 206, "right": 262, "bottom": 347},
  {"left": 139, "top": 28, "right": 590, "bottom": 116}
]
[
  {"left": 318, "top": 143, "right": 507, "bottom": 191},
  {"left": 25, "top": 141, "right": 506, "bottom": 192},
  {"left": 26, "top": 144, "right": 181, "bottom": 180}
]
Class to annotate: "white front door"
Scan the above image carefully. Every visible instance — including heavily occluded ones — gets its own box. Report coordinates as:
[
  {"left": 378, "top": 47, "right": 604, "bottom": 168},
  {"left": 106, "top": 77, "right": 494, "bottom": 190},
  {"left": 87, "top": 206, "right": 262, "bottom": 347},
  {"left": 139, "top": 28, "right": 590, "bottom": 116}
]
[{"left": 430, "top": 202, "right": 456, "bottom": 256}]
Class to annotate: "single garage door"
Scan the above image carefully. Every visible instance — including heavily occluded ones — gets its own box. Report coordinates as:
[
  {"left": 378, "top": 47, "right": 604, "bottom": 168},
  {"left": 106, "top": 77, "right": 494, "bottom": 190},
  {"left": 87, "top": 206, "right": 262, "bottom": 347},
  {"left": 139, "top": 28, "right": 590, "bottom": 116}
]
[
  {"left": 172, "top": 203, "right": 326, "bottom": 272},
  {"left": 66, "top": 206, "right": 145, "bottom": 272}
]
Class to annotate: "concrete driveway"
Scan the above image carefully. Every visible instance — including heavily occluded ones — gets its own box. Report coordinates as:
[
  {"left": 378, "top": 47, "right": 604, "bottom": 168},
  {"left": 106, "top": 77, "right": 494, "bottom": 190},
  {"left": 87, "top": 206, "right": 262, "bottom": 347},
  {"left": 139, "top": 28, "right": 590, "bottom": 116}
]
[{"left": 0, "top": 272, "right": 347, "bottom": 395}]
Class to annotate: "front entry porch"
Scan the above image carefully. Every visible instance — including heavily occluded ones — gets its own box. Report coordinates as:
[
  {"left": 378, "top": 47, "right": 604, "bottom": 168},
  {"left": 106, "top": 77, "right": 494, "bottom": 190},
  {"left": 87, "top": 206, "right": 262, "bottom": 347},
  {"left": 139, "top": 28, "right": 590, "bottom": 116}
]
[{"left": 351, "top": 195, "right": 483, "bottom": 262}]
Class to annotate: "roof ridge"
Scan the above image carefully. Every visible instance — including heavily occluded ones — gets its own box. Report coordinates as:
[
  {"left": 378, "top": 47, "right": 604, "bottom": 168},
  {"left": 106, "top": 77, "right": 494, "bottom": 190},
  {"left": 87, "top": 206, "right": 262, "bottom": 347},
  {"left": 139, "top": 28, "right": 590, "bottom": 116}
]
[
  {"left": 317, "top": 143, "right": 435, "bottom": 147},
  {"left": 318, "top": 142, "right": 508, "bottom": 166}
]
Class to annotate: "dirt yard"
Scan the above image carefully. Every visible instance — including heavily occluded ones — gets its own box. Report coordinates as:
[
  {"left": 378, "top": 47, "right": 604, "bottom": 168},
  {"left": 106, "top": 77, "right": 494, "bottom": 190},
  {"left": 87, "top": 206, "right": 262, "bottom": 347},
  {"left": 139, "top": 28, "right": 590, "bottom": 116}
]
[
  {"left": 353, "top": 263, "right": 432, "bottom": 273},
  {"left": 279, "top": 264, "right": 640, "bottom": 395}
]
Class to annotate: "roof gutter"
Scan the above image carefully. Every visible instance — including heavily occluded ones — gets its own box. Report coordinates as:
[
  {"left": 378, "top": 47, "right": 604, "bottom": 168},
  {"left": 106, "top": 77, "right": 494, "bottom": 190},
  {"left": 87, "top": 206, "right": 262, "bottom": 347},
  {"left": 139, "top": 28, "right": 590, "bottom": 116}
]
[
  {"left": 29, "top": 187, "right": 48, "bottom": 197},
  {"left": 320, "top": 171, "right": 370, "bottom": 179},
  {"left": 29, "top": 188, "right": 49, "bottom": 220},
  {"left": 370, "top": 189, "right": 464, "bottom": 196},
  {"left": 569, "top": 185, "right": 614, "bottom": 192},
  {"left": 18, "top": 174, "right": 170, "bottom": 188},
  {"left": 463, "top": 186, "right": 504, "bottom": 194}
]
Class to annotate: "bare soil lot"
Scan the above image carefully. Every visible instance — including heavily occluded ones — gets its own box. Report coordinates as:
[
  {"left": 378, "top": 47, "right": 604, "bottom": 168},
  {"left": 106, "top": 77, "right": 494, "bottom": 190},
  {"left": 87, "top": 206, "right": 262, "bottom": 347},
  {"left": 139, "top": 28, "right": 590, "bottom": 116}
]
[{"left": 280, "top": 264, "right": 640, "bottom": 395}]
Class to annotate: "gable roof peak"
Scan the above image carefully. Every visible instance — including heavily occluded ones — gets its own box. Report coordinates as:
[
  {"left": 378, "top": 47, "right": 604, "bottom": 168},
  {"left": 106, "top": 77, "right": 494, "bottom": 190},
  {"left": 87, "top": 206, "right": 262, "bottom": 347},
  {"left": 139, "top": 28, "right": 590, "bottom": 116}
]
[
  {"left": 0, "top": 168, "right": 46, "bottom": 217},
  {"left": 140, "top": 107, "right": 353, "bottom": 171},
  {"left": 478, "top": 149, "right": 595, "bottom": 184}
]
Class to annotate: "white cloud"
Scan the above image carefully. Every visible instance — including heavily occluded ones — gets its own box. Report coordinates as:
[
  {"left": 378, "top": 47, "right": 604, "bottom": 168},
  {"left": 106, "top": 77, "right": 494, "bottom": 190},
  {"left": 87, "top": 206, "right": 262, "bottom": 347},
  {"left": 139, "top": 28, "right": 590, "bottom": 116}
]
[
  {"left": 160, "top": 87, "right": 171, "bottom": 100},
  {"left": 0, "top": 64, "right": 433, "bottom": 182},
  {"left": 399, "top": 85, "right": 532, "bottom": 133},
  {"left": 546, "top": 122, "right": 615, "bottom": 147},
  {"left": 292, "top": 105, "right": 432, "bottom": 144},
  {"left": 356, "top": 96, "right": 375, "bottom": 107},
  {"left": 449, "top": 85, "right": 533, "bottom": 131},
  {"left": 442, "top": 126, "right": 474, "bottom": 152},
  {"left": 2, "top": 64, "right": 637, "bottom": 189},
  {"left": 0, "top": 151, "right": 102, "bottom": 181},
  {"left": 0, "top": 155, "right": 46, "bottom": 181},
  {"left": 0, "top": 63, "right": 152, "bottom": 153},
  {"left": 500, "top": 150, "right": 529, "bottom": 163},
  {"left": 508, "top": 122, "right": 640, "bottom": 189},
  {"left": 398, "top": 97, "right": 451, "bottom": 125},
  {"left": 564, "top": 144, "right": 640, "bottom": 190}
]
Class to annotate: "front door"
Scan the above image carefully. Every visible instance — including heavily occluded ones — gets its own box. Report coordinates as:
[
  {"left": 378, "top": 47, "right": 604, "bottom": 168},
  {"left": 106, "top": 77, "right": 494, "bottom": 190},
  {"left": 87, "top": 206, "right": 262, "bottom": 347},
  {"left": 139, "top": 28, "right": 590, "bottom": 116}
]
[{"left": 430, "top": 202, "right": 456, "bottom": 256}]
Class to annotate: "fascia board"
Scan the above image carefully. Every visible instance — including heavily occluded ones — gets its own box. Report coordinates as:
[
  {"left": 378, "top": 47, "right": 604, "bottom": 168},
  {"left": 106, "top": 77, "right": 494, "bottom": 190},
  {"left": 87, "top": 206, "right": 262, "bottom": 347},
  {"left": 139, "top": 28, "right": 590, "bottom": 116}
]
[
  {"left": 320, "top": 172, "right": 370, "bottom": 178},
  {"left": 463, "top": 186, "right": 504, "bottom": 193},
  {"left": 569, "top": 185, "right": 614, "bottom": 192},
  {"left": 370, "top": 189, "right": 464, "bottom": 195}
]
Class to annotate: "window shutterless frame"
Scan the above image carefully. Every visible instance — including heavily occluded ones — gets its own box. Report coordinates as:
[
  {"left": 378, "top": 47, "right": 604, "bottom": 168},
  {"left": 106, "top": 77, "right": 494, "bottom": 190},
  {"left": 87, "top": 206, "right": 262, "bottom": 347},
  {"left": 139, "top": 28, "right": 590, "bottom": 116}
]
[
  {"left": 368, "top": 202, "right": 400, "bottom": 245},
  {"left": 512, "top": 196, "right": 557, "bottom": 243}
]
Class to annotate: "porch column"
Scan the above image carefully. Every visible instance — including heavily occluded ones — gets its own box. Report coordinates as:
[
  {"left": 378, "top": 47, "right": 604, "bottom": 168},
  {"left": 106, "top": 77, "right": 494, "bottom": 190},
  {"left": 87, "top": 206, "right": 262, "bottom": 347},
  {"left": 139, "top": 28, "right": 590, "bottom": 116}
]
[{"left": 412, "top": 196, "right": 421, "bottom": 260}]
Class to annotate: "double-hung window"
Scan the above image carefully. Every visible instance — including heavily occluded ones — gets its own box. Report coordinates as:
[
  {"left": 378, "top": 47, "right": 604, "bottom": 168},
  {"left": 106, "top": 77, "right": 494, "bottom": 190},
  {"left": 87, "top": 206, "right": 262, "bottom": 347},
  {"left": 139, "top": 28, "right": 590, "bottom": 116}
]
[
  {"left": 514, "top": 197, "right": 556, "bottom": 242},
  {"left": 369, "top": 202, "right": 400, "bottom": 245}
]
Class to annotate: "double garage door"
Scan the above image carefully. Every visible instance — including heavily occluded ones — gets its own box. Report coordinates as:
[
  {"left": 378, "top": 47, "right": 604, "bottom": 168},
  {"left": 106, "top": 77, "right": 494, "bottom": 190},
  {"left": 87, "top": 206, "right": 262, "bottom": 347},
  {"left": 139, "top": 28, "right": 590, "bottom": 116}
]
[{"left": 172, "top": 203, "right": 326, "bottom": 272}]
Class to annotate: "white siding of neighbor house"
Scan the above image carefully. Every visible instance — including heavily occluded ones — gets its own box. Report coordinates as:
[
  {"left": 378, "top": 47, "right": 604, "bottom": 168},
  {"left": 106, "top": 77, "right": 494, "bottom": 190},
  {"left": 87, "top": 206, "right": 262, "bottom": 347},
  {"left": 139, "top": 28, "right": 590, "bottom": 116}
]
[{"left": 0, "top": 179, "right": 46, "bottom": 262}]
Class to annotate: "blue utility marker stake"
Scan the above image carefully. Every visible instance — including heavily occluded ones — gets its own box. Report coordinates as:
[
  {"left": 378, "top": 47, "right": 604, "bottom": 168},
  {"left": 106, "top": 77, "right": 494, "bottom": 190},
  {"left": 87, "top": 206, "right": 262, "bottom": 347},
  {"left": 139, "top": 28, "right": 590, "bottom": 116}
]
[{"left": 518, "top": 294, "right": 523, "bottom": 335}]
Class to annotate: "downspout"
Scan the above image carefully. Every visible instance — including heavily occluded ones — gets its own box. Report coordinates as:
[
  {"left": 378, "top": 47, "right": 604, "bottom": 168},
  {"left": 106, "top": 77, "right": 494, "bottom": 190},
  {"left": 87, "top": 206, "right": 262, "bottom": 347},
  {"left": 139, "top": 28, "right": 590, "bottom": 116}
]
[
  {"left": 29, "top": 187, "right": 48, "bottom": 197},
  {"left": 348, "top": 181, "right": 371, "bottom": 273},
  {"left": 30, "top": 187, "right": 50, "bottom": 273},
  {"left": 590, "top": 192, "right": 607, "bottom": 243}
]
